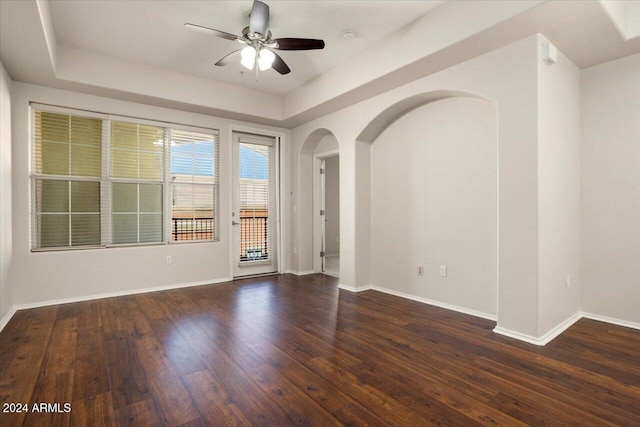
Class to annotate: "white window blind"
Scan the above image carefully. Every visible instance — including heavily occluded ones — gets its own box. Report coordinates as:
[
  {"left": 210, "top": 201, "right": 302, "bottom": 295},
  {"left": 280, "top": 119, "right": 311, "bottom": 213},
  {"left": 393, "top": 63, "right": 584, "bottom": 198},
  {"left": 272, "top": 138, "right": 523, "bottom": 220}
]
[
  {"left": 110, "top": 121, "right": 164, "bottom": 244},
  {"left": 169, "top": 129, "right": 218, "bottom": 241},
  {"left": 32, "top": 111, "right": 102, "bottom": 248},
  {"left": 30, "top": 105, "right": 220, "bottom": 250}
]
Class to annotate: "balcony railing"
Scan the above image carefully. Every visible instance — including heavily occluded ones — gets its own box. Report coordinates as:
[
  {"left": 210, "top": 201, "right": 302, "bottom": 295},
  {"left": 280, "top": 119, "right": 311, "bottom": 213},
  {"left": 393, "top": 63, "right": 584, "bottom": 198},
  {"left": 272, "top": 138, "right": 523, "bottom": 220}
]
[
  {"left": 172, "top": 217, "right": 214, "bottom": 241},
  {"left": 239, "top": 214, "right": 269, "bottom": 261}
]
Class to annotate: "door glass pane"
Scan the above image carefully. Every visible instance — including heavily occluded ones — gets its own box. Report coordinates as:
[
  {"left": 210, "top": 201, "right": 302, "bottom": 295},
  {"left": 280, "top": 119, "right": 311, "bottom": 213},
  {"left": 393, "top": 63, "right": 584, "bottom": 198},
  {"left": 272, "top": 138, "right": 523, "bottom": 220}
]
[{"left": 239, "top": 142, "right": 270, "bottom": 262}]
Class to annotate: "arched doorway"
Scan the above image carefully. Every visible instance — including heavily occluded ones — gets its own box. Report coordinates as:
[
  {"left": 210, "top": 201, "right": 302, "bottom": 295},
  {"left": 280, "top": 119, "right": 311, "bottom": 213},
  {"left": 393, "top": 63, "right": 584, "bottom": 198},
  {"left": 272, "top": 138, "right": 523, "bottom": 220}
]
[
  {"left": 297, "top": 128, "right": 340, "bottom": 277},
  {"left": 352, "top": 90, "right": 498, "bottom": 318}
]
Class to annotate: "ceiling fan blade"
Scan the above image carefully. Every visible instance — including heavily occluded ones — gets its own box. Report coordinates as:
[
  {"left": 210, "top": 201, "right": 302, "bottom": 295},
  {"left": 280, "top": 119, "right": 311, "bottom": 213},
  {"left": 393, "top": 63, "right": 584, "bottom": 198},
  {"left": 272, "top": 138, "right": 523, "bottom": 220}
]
[
  {"left": 273, "top": 38, "right": 325, "bottom": 51},
  {"left": 215, "top": 49, "right": 243, "bottom": 66},
  {"left": 249, "top": 0, "right": 269, "bottom": 36},
  {"left": 184, "top": 23, "right": 240, "bottom": 42},
  {"left": 271, "top": 51, "right": 291, "bottom": 75}
]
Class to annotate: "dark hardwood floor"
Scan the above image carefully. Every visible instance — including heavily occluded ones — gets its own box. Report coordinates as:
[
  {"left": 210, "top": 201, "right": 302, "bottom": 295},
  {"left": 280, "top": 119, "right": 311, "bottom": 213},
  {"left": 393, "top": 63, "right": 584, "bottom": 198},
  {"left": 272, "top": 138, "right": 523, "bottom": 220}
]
[{"left": 1, "top": 273, "right": 639, "bottom": 426}]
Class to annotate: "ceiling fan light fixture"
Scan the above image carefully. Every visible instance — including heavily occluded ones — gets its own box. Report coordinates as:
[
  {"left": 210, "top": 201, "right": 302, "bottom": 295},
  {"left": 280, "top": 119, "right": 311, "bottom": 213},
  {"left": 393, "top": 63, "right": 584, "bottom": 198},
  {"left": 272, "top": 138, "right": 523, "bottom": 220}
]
[
  {"left": 240, "top": 46, "right": 256, "bottom": 69},
  {"left": 186, "top": 0, "right": 324, "bottom": 76},
  {"left": 258, "top": 48, "right": 275, "bottom": 71}
]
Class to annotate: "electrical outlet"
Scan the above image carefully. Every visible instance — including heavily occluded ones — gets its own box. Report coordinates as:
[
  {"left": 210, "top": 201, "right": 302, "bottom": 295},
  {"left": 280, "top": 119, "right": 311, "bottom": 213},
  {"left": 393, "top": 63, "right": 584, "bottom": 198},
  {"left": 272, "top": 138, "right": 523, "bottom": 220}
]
[
  {"left": 566, "top": 274, "right": 571, "bottom": 289},
  {"left": 166, "top": 255, "right": 172, "bottom": 265},
  {"left": 440, "top": 266, "right": 447, "bottom": 277},
  {"left": 417, "top": 266, "right": 424, "bottom": 276}
]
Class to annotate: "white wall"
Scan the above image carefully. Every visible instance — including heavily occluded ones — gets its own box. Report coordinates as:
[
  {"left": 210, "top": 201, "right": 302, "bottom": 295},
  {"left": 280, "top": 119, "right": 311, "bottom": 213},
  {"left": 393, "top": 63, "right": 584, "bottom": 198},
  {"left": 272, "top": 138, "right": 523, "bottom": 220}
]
[
  {"left": 370, "top": 97, "right": 497, "bottom": 317},
  {"left": 581, "top": 53, "right": 640, "bottom": 325},
  {"left": 314, "top": 134, "right": 338, "bottom": 156},
  {"left": 293, "top": 34, "right": 540, "bottom": 335},
  {"left": 536, "top": 39, "right": 582, "bottom": 336},
  {"left": 355, "top": 139, "right": 371, "bottom": 288},
  {"left": 9, "top": 82, "right": 289, "bottom": 307},
  {"left": 324, "top": 155, "right": 340, "bottom": 256},
  {"left": 0, "top": 61, "right": 13, "bottom": 324}
]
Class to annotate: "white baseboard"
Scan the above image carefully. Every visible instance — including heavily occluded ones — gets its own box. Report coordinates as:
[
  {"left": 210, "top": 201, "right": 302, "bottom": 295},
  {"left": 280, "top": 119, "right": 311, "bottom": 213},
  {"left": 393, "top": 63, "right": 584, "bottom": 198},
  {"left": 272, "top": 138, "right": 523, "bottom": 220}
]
[
  {"left": 338, "top": 283, "right": 372, "bottom": 292},
  {"left": 12, "top": 277, "right": 233, "bottom": 312},
  {"left": 493, "top": 311, "right": 582, "bottom": 346},
  {"left": 493, "top": 311, "right": 640, "bottom": 346},
  {"left": 492, "top": 326, "right": 542, "bottom": 345},
  {"left": 0, "top": 305, "right": 18, "bottom": 332},
  {"left": 369, "top": 285, "right": 497, "bottom": 321},
  {"left": 581, "top": 312, "right": 640, "bottom": 331},
  {"left": 286, "top": 270, "right": 315, "bottom": 276}
]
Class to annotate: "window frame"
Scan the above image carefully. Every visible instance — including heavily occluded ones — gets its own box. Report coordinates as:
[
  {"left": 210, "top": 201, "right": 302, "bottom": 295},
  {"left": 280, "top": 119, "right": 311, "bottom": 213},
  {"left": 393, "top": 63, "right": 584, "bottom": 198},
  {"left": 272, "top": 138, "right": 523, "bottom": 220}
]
[{"left": 30, "top": 103, "right": 220, "bottom": 251}]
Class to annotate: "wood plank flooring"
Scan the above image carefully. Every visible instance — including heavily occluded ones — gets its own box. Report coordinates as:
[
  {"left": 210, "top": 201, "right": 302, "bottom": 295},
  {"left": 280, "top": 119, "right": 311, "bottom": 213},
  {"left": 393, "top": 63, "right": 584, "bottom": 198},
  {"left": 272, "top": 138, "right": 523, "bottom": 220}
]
[{"left": 1, "top": 273, "right": 639, "bottom": 426}]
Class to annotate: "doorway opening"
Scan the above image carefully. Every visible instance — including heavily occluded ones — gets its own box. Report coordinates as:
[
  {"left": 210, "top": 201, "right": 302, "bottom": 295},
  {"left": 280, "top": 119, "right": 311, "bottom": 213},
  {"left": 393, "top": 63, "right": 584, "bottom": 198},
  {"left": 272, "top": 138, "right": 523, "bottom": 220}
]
[{"left": 319, "top": 154, "right": 339, "bottom": 278}]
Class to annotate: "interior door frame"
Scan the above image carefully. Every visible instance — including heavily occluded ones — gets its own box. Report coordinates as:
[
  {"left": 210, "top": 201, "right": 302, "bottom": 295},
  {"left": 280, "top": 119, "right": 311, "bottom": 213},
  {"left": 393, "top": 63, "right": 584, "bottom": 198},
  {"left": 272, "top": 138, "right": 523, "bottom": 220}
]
[
  {"left": 228, "top": 124, "right": 285, "bottom": 278},
  {"left": 313, "top": 150, "right": 339, "bottom": 273}
]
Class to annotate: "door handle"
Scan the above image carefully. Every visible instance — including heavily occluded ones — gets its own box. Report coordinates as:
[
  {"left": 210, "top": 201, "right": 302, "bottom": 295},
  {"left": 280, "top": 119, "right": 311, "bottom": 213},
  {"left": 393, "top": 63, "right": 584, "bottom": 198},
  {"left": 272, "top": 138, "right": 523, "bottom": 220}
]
[{"left": 232, "top": 221, "right": 240, "bottom": 226}]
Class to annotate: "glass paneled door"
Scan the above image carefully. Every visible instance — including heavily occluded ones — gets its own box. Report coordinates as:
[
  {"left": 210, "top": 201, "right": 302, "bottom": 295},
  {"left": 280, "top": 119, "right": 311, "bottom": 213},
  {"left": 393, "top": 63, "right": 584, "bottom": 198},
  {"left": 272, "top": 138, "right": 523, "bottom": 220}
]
[{"left": 232, "top": 132, "right": 278, "bottom": 277}]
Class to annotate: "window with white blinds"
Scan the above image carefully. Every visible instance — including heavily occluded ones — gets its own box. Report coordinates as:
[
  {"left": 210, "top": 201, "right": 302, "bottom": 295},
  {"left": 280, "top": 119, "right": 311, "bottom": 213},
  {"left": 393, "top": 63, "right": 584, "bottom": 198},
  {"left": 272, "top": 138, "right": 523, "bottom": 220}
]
[
  {"left": 33, "top": 111, "right": 102, "bottom": 248},
  {"left": 170, "top": 129, "right": 218, "bottom": 242},
  {"left": 111, "top": 121, "right": 165, "bottom": 244},
  {"left": 31, "top": 105, "right": 219, "bottom": 250}
]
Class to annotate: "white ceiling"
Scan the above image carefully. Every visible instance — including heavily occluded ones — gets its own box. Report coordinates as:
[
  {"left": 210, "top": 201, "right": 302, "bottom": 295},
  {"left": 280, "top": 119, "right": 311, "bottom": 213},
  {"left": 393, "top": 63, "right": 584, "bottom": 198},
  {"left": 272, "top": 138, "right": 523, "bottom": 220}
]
[
  {"left": 1, "top": 0, "right": 638, "bottom": 126},
  {"left": 49, "top": 0, "right": 444, "bottom": 95}
]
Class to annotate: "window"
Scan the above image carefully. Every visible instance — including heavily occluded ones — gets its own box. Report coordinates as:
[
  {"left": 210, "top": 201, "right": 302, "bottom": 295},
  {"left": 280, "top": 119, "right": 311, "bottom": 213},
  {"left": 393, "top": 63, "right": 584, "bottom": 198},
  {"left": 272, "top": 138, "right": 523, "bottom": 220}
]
[
  {"left": 110, "top": 121, "right": 164, "bottom": 244},
  {"left": 170, "top": 130, "right": 218, "bottom": 242},
  {"left": 33, "top": 111, "right": 102, "bottom": 248},
  {"left": 31, "top": 105, "right": 219, "bottom": 250}
]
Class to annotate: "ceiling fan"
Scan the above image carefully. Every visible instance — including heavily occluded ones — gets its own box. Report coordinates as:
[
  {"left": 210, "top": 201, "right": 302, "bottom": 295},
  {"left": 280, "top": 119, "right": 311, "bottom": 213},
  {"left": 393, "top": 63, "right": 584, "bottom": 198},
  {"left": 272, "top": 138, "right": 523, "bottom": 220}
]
[{"left": 185, "top": 0, "right": 325, "bottom": 78}]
